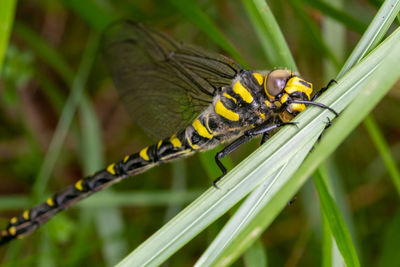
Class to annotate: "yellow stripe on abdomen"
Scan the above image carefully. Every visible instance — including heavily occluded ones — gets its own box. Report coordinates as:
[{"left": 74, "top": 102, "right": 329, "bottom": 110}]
[
  {"left": 215, "top": 99, "right": 239, "bottom": 121},
  {"left": 170, "top": 134, "right": 182, "bottom": 148},
  {"left": 192, "top": 119, "right": 213, "bottom": 139},
  {"left": 139, "top": 147, "right": 150, "bottom": 161},
  {"left": 233, "top": 81, "right": 253, "bottom": 103}
]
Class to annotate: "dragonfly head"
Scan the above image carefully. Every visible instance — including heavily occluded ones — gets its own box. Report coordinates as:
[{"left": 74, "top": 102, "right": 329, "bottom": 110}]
[{"left": 264, "top": 69, "right": 313, "bottom": 122}]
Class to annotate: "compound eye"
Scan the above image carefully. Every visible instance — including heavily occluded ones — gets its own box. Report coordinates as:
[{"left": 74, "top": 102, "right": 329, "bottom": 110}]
[{"left": 266, "top": 70, "right": 292, "bottom": 96}]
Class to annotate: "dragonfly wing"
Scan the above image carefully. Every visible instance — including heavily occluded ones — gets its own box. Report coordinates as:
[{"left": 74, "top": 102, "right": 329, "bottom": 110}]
[{"left": 102, "top": 21, "right": 242, "bottom": 139}]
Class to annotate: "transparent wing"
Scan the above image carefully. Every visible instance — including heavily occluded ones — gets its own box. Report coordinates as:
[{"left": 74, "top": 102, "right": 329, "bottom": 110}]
[{"left": 102, "top": 21, "right": 242, "bottom": 139}]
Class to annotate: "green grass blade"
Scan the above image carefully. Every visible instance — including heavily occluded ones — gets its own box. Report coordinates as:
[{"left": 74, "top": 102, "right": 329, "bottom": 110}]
[
  {"left": 288, "top": 0, "right": 341, "bottom": 69},
  {"left": 116, "top": 27, "right": 400, "bottom": 267},
  {"left": 289, "top": 28, "right": 400, "bottom": 210},
  {"left": 333, "top": 0, "right": 400, "bottom": 199},
  {"left": 0, "top": 196, "right": 30, "bottom": 210},
  {"left": 242, "top": 0, "right": 297, "bottom": 70},
  {"left": 363, "top": 115, "right": 400, "bottom": 195},
  {"left": 79, "top": 97, "right": 104, "bottom": 173},
  {"left": 243, "top": 240, "right": 268, "bottom": 267},
  {"left": 216, "top": 28, "right": 400, "bottom": 266},
  {"left": 32, "top": 33, "right": 99, "bottom": 198},
  {"left": 337, "top": 0, "right": 400, "bottom": 78},
  {"left": 167, "top": 0, "right": 246, "bottom": 67},
  {"left": 377, "top": 209, "right": 400, "bottom": 267},
  {"left": 321, "top": 2, "right": 353, "bottom": 265},
  {"left": 313, "top": 172, "right": 360, "bottom": 267},
  {"left": 61, "top": 0, "right": 115, "bottom": 30},
  {"left": 13, "top": 22, "right": 75, "bottom": 83},
  {"left": 164, "top": 161, "right": 187, "bottom": 222},
  {"left": 305, "top": 0, "right": 367, "bottom": 34},
  {"left": 79, "top": 97, "right": 128, "bottom": 265},
  {"left": 195, "top": 138, "right": 317, "bottom": 266},
  {"left": 321, "top": 213, "right": 333, "bottom": 267},
  {"left": 0, "top": 190, "right": 201, "bottom": 210},
  {"left": 0, "top": 0, "right": 17, "bottom": 74}
]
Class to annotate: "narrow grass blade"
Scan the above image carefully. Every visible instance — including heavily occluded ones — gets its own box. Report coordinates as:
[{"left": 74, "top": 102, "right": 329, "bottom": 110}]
[
  {"left": 321, "top": 213, "right": 333, "bottom": 267},
  {"left": 288, "top": 28, "right": 400, "bottom": 211},
  {"left": 79, "top": 97, "right": 128, "bottom": 265},
  {"left": 337, "top": 0, "right": 400, "bottom": 78},
  {"left": 243, "top": 240, "right": 268, "bottom": 267},
  {"left": 117, "top": 27, "right": 400, "bottom": 267},
  {"left": 61, "top": 0, "right": 115, "bottom": 31},
  {"left": 321, "top": 2, "right": 353, "bottom": 265},
  {"left": 32, "top": 33, "right": 99, "bottom": 198},
  {"left": 313, "top": 172, "right": 360, "bottom": 267},
  {"left": 306, "top": 0, "right": 367, "bottom": 34},
  {"left": 377, "top": 209, "right": 400, "bottom": 267},
  {"left": 167, "top": 0, "right": 246, "bottom": 66},
  {"left": 242, "top": 0, "right": 297, "bottom": 70},
  {"left": 13, "top": 22, "right": 74, "bottom": 83},
  {"left": 164, "top": 161, "right": 187, "bottom": 222},
  {"left": 0, "top": 0, "right": 17, "bottom": 74},
  {"left": 364, "top": 115, "right": 400, "bottom": 196},
  {"left": 288, "top": 0, "right": 341, "bottom": 69},
  {"left": 196, "top": 136, "right": 317, "bottom": 266}
]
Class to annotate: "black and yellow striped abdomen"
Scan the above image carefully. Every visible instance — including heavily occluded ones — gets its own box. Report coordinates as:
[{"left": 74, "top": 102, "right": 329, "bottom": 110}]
[
  {"left": 0, "top": 68, "right": 317, "bottom": 245},
  {"left": 0, "top": 121, "right": 217, "bottom": 242}
]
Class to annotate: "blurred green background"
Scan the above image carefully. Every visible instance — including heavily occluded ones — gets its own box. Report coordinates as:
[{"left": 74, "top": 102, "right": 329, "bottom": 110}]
[{"left": 0, "top": 0, "right": 399, "bottom": 266}]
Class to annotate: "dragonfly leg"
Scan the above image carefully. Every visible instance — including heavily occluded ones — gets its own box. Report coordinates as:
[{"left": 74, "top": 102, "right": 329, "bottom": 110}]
[
  {"left": 213, "top": 135, "right": 251, "bottom": 188},
  {"left": 260, "top": 132, "right": 269, "bottom": 145},
  {"left": 316, "top": 117, "right": 332, "bottom": 143},
  {"left": 213, "top": 122, "right": 297, "bottom": 188},
  {"left": 312, "top": 79, "right": 337, "bottom": 101}
]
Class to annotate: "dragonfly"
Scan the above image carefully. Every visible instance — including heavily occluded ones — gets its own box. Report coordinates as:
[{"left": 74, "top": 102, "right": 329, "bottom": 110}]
[{"left": 0, "top": 21, "right": 336, "bottom": 245}]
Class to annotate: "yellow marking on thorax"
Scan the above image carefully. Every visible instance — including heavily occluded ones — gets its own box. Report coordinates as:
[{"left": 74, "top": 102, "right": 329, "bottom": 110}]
[
  {"left": 290, "top": 103, "right": 306, "bottom": 112},
  {"left": 123, "top": 155, "right": 130, "bottom": 163},
  {"left": 285, "top": 77, "right": 313, "bottom": 98},
  {"left": 223, "top": 92, "right": 237, "bottom": 103},
  {"left": 139, "top": 147, "right": 150, "bottom": 161},
  {"left": 253, "top": 73, "right": 264, "bottom": 85},
  {"left": 157, "top": 140, "right": 163, "bottom": 149},
  {"left": 107, "top": 163, "right": 116, "bottom": 175},
  {"left": 274, "top": 101, "right": 282, "bottom": 108},
  {"left": 265, "top": 100, "right": 272, "bottom": 108},
  {"left": 10, "top": 217, "right": 17, "bottom": 224},
  {"left": 75, "top": 179, "right": 83, "bottom": 191},
  {"left": 46, "top": 197, "right": 54, "bottom": 206},
  {"left": 185, "top": 128, "right": 199, "bottom": 150},
  {"left": 8, "top": 227, "right": 16, "bottom": 236},
  {"left": 215, "top": 99, "right": 239, "bottom": 121},
  {"left": 192, "top": 119, "right": 213, "bottom": 139},
  {"left": 170, "top": 134, "right": 182, "bottom": 148},
  {"left": 23, "top": 210, "right": 29, "bottom": 220},
  {"left": 280, "top": 93, "right": 289, "bottom": 103},
  {"left": 233, "top": 81, "right": 253, "bottom": 103},
  {"left": 259, "top": 112, "right": 266, "bottom": 120}
]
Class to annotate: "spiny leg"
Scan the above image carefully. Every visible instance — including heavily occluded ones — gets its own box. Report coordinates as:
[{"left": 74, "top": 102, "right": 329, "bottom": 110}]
[
  {"left": 214, "top": 135, "right": 251, "bottom": 188},
  {"left": 213, "top": 122, "right": 297, "bottom": 188},
  {"left": 310, "top": 117, "right": 333, "bottom": 152}
]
